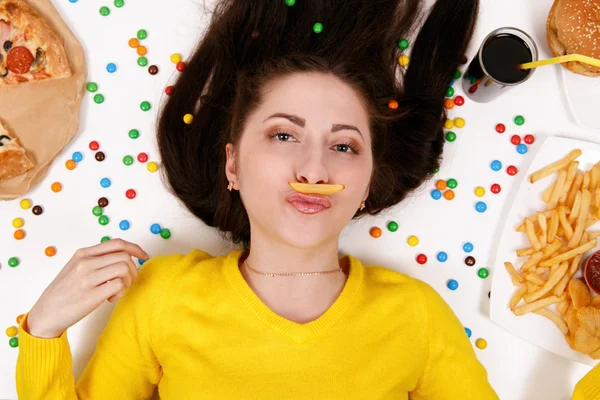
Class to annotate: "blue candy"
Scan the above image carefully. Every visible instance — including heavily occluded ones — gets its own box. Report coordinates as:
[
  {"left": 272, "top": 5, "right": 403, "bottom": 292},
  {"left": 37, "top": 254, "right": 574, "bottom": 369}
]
[
  {"left": 475, "top": 201, "right": 487, "bottom": 213},
  {"left": 431, "top": 189, "right": 442, "bottom": 200},
  {"left": 437, "top": 251, "right": 448, "bottom": 262},
  {"left": 465, "top": 327, "right": 472, "bottom": 338},
  {"left": 138, "top": 258, "right": 147, "bottom": 266},
  {"left": 119, "top": 220, "right": 130, "bottom": 231},
  {"left": 463, "top": 242, "right": 474, "bottom": 253},
  {"left": 447, "top": 279, "right": 459, "bottom": 290},
  {"left": 106, "top": 63, "right": 117, "bottom": 73},
  {"left": 100, "top": 177, "right": 111, "bottom": 188},
  {"left": 517, "top": 144, "right": 528, "bottom": 154},
  {"left": 490, "top": 160, "right": 502, "bottom": 171},
  {"left": 72, "top": 151, "right": 83, "bottom": 162},
  {"left": 150, "top": 223, "right": 161, "bottom": 234}
]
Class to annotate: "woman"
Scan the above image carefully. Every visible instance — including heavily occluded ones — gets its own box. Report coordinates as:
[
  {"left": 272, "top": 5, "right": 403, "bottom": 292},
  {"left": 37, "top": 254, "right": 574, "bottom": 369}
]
[{"left": 15, "top": 0, "right": 505, "bottom": 398}]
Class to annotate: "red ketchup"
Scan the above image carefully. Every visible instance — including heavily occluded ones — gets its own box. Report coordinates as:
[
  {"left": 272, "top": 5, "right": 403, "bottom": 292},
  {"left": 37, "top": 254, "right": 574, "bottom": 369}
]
[{"left": 584, "top": 250, "right": 600, "bottom": 295}]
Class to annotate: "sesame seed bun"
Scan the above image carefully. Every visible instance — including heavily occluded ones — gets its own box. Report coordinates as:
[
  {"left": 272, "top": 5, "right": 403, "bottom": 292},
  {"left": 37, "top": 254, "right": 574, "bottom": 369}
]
[{"left": 546, "top": 0, "right": 600, "bottom": 77}]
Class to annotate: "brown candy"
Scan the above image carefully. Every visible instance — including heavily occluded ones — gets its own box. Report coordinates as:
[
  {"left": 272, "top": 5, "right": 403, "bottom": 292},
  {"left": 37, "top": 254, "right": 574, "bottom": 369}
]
[
  {"left": 98, "top": 197, "right": 109, "bottom": 207},
  {"left": 32, "top": 205, "right": 43, "bottom": 215},
  {"left": 465, "top": 256, "right": 476, "bottom": 267},
  {"left": 95, "top": 151, "right": 105, "bottom": 162}
]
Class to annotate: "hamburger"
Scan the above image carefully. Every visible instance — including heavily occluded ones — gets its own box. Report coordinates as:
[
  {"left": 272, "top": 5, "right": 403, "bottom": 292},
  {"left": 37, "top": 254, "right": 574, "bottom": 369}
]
[{"left": 547, "top": 0, "right": 600, "bottom": 77}]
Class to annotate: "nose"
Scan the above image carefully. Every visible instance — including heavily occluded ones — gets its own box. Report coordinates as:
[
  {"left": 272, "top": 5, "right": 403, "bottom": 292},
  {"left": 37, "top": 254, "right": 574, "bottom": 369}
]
[{"left": 296, "top": 149, "right": 330, "bottom": 185}]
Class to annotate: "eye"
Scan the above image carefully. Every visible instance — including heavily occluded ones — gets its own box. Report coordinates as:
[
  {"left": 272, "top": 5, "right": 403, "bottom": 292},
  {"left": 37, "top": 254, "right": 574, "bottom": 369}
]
[
  {"left": 269, "top": 130, "right": 296, "bottom": 142},
  {"left": 333, "top": 141, "right": 360, "bottom": 154}
]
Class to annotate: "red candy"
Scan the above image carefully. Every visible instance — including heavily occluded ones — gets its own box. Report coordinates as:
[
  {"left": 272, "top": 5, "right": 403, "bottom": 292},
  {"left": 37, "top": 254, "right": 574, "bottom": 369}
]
[
  {"left": 126, "top": 189, "right": 136, "bottom": 199},
  {"left": 165, "top": 86, "right": 173, "bottom": 96},
  {"left": 491, "top": 183, "right": 501, "bottom": 194},
  {"left": 496, "top": 124, "right": 506, "bottom": 134},
  {"left": 510, "top": 135, "right": 521, "bottom": 145},
  {"left": 454, "top": 96, "right": 465, "bottom": 106},
  {"left": 89, "top": 141, "right": 99, "bottom": 151},
  {"left": 507, "top": 165, "right": 518, "bottom": 176},
  {"left": 468, "top": 85, "right": 478, "bottom": 94},
  {"left": 416, "top": 254, "right": 428, "bottom": 265},
  {"left": 137, "top": 152, "right": 148, "bottom": 163},
  {"left": 176, "top": 61, "right": 186, "bottom": 72},
  {"left": 524, "top": 134, "right": 535, "bottom": 144}
]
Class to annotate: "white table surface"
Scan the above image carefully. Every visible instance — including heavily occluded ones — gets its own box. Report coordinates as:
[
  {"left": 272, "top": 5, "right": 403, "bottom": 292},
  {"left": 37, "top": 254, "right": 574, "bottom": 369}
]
[{"left": 1, "top": 0, "right": 599, "bottom": 398}]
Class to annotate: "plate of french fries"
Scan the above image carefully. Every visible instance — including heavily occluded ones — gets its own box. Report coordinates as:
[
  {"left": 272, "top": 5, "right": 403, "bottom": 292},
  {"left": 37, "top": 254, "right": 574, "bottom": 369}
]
[{"left": 490, "top": 136, "right": 600, "bottom": 366}]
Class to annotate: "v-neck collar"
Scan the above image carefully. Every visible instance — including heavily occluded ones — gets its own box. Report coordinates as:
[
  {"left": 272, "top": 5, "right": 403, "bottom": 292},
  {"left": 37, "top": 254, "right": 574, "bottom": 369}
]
[{"left": 223, "top": 249, "right": 363, "bottom": 344}]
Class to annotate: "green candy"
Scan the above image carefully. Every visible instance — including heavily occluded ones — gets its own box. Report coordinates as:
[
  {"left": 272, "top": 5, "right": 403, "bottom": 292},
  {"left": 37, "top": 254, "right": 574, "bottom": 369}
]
[
  {"left": 8, "top": 257, "right": 19, "bottom": 267},
  {"left": 9, "top": 337, "right": 18, "bottom": 348},
  {"left": 446, "top": 87, "right": 455, "bottom": 98},
  {"left": 123, "top": 155, "right": 134, "bottom": 166},
  {"left": 478, "top": 268, "right": 489, "bottom": 279},
  {"left": 101, "top": 236, "right": 111, "bottom": 243},
  {"left": 93, "top": 94, "right": 104, "bottom": 104},
  {"left": 86, "top": 82, "right": 98, "bottom": 92},
  {"left": 100, "top": 6, "right": 110, "bottom": 16},
  {"left": 285, "top": 0, "right": 296, "bottom": 5},
  {"left": 128, "top": 129, "right": 140, "bottom": 139},
  {"left": 387, "top": 221, "right": 399, "bottom": 232},
  {"left": 114, "top": 0, "right": 124, "bottom": 7},
  {"left": 160, "top": 228, "right": 171, "bottom": 239},
  {"left": 446, "top": 178, "right": 458, "bottom": 189},
  {"left": 137, "top": 29, "right": 147, "bottom": 40},
  {"left": 92, "top": 206, "right": 103, "bottom": 216},
  {"left": 398, "top": 39, "right": 409, "bottom": 50},
  {"left": 140, "top": 101, "right": 151, "bottom": 111},
  {"left": 453, "top": 70, "right": 462, "bottom": 80},
  {"left": 98, "top": 215, "right": 109, "bottom": 226},
  {"left": 137, "top": 57, "right": 148, "bottom": 67},
  {"left": 433, "top": 168, "right": 439, "bottom": 173},
  {"left": 312, "top": 22, "right": 323, "bottom": 34},
  {"left": 514, "top": 115, "right": 525, "bottom": 126},
  {"left": 445, "top": 131, "right": 456, "bottom": 142}
]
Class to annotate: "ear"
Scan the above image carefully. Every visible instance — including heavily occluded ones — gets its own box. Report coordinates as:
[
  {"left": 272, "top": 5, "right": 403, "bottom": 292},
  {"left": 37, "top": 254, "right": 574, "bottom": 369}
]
[{"left": 225, "top": 143, "right": 238, "bottom": 189}]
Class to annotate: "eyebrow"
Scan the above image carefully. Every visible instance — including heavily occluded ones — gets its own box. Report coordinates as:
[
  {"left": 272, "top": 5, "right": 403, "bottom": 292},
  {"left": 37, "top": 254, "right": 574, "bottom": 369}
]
[{"left": 263, "top": 113, "right": 363, "bottom": 139}]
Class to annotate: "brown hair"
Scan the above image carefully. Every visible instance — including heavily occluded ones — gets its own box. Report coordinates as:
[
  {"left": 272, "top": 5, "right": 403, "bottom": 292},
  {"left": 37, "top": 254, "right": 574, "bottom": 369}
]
[{"left": 157, "top": 0, "right": 479, "bottom": 249}]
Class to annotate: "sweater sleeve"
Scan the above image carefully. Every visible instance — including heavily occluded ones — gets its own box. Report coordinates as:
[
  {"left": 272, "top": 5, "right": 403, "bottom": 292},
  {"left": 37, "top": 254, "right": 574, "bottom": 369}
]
[
  {"left": 410, "top": 281, "right": 499, "bottom": 400},
  {"left": 572, "top": 364, "right": 600, "bottom": 399},
  {"left": 15, "top": 253, "right": 184, "bottom": 400}
]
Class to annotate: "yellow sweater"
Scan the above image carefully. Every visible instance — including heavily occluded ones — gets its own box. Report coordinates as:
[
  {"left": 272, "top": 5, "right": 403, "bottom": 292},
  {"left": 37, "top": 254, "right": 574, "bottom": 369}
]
[{"left": 15, "top": 248, "right": 501, "bottom": 399}]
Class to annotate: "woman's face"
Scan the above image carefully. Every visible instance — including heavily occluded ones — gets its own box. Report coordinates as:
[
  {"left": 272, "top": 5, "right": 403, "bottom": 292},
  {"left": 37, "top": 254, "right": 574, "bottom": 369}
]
[{"left": 226, "top": 72, "right": 373, "bottom": 248}]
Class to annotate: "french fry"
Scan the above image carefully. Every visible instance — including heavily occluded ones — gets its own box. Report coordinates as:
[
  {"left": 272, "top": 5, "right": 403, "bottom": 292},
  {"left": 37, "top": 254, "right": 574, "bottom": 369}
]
[
  {"left": 549, "top": 169, "right": 568, "bottom": 210},
  {"left": 560, "top": 161, "right": 580, "bottom": 204},
  {"left": 595, "top": 188, "right": 600, "bottom": 208},
  {"left": 543, "top": 182, "right": 555, "bottom": 203},
  {"left": 524, "top": 262, "right": 568, "bottom": 303},
  {"left": 526, "top": 282, "right": 537, "bottom": 293},
  {"left": 540, "top": 238, "right": 597, "bottom": 268},
  {"left": 526, "top": 218, "right": 543, "bottom": 251},
  {"left": 538, "top": 212, "right": 548, "bottom": 247},
  {"left": 568, "top": 190, "right": 592, "bottom": 248},
  {"left": 566, "top": 174, "right": 584, "bottom": 209},
  {"left": 588, "top": 231, "right": 600, "bottom": 240},
  {"left": 583, "top": 172, "right": 591, "bottom": 190},
  {"left": 512, "top": 276, "right": 523, "bottom": 286},
  {"left": 526, "top": 272, "right": 546, "bottom": 286},
  {"left": 558, "top": 298, "right": 570, "bottom": 315},
  {"left": 548, "top": 209, "right": 559, "bottom": 243},
  {"left": 543, "top": 240, "right": 563, "bottom": 260},
  {"left": 514, "top": 295, "right": 563, "bottom": 316},
  {"left": 510, "top": 285, "right": 527, "bottom": 309},
  {"left": 569, "top": 191, "right": 582, "bottom": 224},
  {"left": 535, "top": 308, "right": 569, "bottom": 334},
  {"left": 517, "top": 223, "right": 525, "bottom": 232},
  {"left": 586, "top": 216, "right": 599, "bottom": 229},
  {"left": 554, "top": 255, "right": 584, "bottom": 297},
  {"left": 517, "top": 248, "right": 535, "bottom": 257},
  {"left": 529, "top": 149, "right": 582, "bottom": 183},
  {"left": 505, "top": 262, "right": 524, "bottom": 284},
  {"left": 591, "top": 163, "right": 600, "bottom": 195},
  {"left": 521, "top": 251, "right": 544, "bottom": 271},
  {"left": 559, "top": 205, "right": 574, "bottom": 240}
]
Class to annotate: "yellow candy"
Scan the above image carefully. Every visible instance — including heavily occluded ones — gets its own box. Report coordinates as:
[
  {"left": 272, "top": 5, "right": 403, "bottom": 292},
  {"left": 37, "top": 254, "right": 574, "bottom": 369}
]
[
  {"left": 170, "top": 53, "right": 182, "bottom": 64},
  {"left": 147, "top": 162, "right": 159, "bottom": 173},
  {"left": 474, "top": 187, "right": 485, "bottom": 197},
  {"left": 407, "top": 236, "right": 419, "bottom": 247},
  {"left": 454, "top": 117, "right": 466, "bottom": 128},
  {"left": 183, "top": 113, "right": 194, "bottom": 124},
  {"left": 475, "top": 338, "right": 487, "bottom": 350},
  {"left": 398, "top": 55, "right": 410, "bottom": 67},
  {"left": 12, "top": 218, "right": 24, "bottom": 228},
  {"left": 20, "top": 199, "right": 31, "bottom": 210},
  {"left": 444, "top": 119, "right": 454, "bottom": 130},
  {"left": 288, "top": 182, "right": 345, "bottom": 195},
  {"left": 5, "top": 326, "right": 17, "bottom": 337}
]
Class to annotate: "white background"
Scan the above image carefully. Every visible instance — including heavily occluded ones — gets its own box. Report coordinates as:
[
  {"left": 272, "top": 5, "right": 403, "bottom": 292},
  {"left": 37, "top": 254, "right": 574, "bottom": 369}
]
[{"left": 1, "top": 0, "right": 599, "bottom": 398}]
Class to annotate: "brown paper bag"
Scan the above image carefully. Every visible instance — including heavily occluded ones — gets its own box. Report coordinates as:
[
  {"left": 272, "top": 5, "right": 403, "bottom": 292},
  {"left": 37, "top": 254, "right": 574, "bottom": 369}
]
[{"left": 0, "top": 0, "right": 86, "bottom": 200}]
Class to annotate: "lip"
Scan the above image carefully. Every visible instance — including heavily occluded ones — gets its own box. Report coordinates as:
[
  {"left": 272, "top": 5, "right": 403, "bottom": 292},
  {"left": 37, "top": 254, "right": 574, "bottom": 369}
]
[{"left": 286, "top": 192, "right": 332, "bottom": 214}]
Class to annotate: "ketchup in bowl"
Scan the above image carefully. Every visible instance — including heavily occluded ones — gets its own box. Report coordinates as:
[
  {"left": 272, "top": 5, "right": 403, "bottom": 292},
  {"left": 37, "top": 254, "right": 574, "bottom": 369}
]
[{"left": 584, "top": 250, "right": 600, "bottom": 295}]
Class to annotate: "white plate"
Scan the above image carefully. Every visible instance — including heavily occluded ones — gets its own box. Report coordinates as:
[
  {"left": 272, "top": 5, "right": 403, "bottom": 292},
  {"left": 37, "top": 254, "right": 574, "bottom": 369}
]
[
  {"left": 490, "top": 136, "right": 600, "bottom": 366},
  {"left": 561, "top": 68, "right": 600, "bottom": 132}
]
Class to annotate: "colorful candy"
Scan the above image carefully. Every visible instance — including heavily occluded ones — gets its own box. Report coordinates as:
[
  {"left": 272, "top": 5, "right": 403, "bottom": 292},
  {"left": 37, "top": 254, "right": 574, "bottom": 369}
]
[
  {"left": 474, "top": 186, "right": 485, "bottom": 197},
  {"left": 89, "top": 141, "right": 100, "bottom": 151},
  {"left": 463, "top": 242, "right": 474, "bottom": 253},
  {"left": 443, "top": 190, "right": 455, "bottom": 200},
  {"left": 454, "top": 96, "right": 464, "bottom": 106},
  {"left": 397, "top": 38, "right": 409, "bottom": 50},
  {"left": 93, "top": 94, "right": 104, "bottom": 104},
  {"left": 514, "top": 115, "right": 525, "bottom": 126},
  {"left": 51, "top": 182, "right": 62, "bottom": 192},
  {"left": 370, "top": 227, "right": 382, "bottom": 238},
  {"left": 435, "top": 180, "right": 447, "bottom": 190},
  {"left": 465, "top": 256, "right": 476, "bottom": 266},
  {"left": 446, "top": 178, "right": 458, "bottom": 189},
  {"left": 490, "top": 183, "right": 501, "bottom": 194},
  {"left": 183, "top": 113, "right": 194, "bottom": 124},
  {"left": 510, "top": 135, "right": 521, "bottom": 145},
  {"left": 20, "top": 199, "right": 31, "bottom": 210},
  {"left": 387, "top": 221, "right": 399, "bottom": 232},
  {"left": 444, "top": 99, "right": 454, "bottom": 109},
  {"left": 119, "top": 220, "right": 130, "bottom": 231},
  {"left": 453, "top": 118, "right": 465, "bottom": 128},
  {"left": 123, "top": 155, "right": 134, "bottom": 166},
  {"left": 387, "top": 99, "right": 398, "bottom": 109},
  {"left": 176, "top": 61, "right": 186, "bottom": 72},
  {"left": 129, "top": 129, "right": 140, "bottom": 139},
  {"left": 516, "top": 144, "right": 528, "bottom": 154},
  {"left": 100, "top": 178, "right": 111, "bottom": 188},
  {"left": 524, "top": 134, "right": 535, "bottom": 144},
  {"left": 312, "top": 22, "right": 324, "bottom": 34},
  {"left": 137, "top": 153, "right": 148, "bottom": 163},
  {"left": 14, "top": 230, "right": 25, "bottom": 240},
  {"left": 98, "top": 197, "right": 109, "bottom": 207},
  {"left": 92, "top": 206, "right": 103, "bottom": 216},
  {"left": 475, "top": 338, "right": 487, "bottom": 349},
  {"left": 478, "top": 268, "right": 489, "bottom": 279},
  {"left": 507, "top": 165, "right": 518, "bottom": 176},
  {"left": 8, "top": 257, "right": 19, "bottom": 267},
  {"left": 150, "top": 223, "right": 161, "bottom": 234},
  {"left": 444, "top": 119, "right": 454, "bottom": 130},
  {"left": 408, "top": 236, "right": 419, "bottom": 246},
  {"left": 437, "top": 252, "right": 448, "bottom": 262},
  {"left": 160, "top": 229, "right": 171, "bottom": 239},
  {"left": 431, "top": 189, "right": 442, "bottom": 200},
  {"left": 416, "top": 254, "right": 428, "bottom": 265},
  {"left": 95, "top": 151, "right": 105, "bottom": 162},
  {"left": 137, "top": 29, "right": 147, "bottom": 40},
  {"left": 45, "top": 246, "right": 56, "bottom": 257},
  {"left": 65, "top": 159, "right": 76, "bottom": 170},
  {"left": 126, "top": 189, "right": 136, "bottom": 199},
  {"left": 98, "top": 215, "right": 109, "bottom": 225},
  {"left": 446, "top": 87, "right": 455, "bottom": 98},
  {"left": 140, "top": 101, "right": 151, "bottom": 111},
  {"left": 490, "top": 160, "right": 502, "bottom": 171},
  {"left": 147, "top": 162, "right": 159, "bottom": 172},
  {"left": 445, "top": 131, "right": 456, "bottom": 142},
  {"left": 12, "top": 218, "right": 23, "bottom": 228},
  {"left": 447, "top": 279, "right": 459, "bottom": 290},
  {"left": 495, "top": 123, "right": 505, "bottom": 134},
  {"left": 106, "top": 63, "right": 117, "bottom": 73},
  {"left": 398, "top": 55, "right": 410, "bottom": 67},
  {"left": 72, "top": 151, "right": 83, "bottom": 162},
  {"left": 148, "top": 65, "right": 159, "bottom": 75},
  {"left": 32, "top": 205, "right": 43, "bottom": 215},
  {"left": 99, "top": 6, "right": 110, "bottom": 15},
  {"left": 475, "top": 201, "right": 487, "bottom": 213},
  {"left": 465, "top": 327, "right": 472, "bottom": 338},
  {"left": 170, "top": 53, "right": 182, "bottom": 64}
]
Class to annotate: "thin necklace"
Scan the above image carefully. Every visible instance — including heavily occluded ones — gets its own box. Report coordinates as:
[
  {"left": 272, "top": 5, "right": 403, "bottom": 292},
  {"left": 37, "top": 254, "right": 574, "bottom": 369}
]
[{"left": 243, "top": 259, "right": 342, "bottom": 277}]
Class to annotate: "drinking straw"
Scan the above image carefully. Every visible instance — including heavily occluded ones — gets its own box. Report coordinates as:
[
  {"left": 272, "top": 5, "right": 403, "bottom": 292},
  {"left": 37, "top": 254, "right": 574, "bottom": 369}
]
[{"left": 520, "top": 54, "right": 600, "bottom": 70}]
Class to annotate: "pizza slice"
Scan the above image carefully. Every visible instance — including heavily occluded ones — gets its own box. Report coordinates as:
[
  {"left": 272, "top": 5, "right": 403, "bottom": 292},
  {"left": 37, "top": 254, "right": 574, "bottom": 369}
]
[
  {"left": 0, "top": 0, "right": 71, "bottom": 86},
  {"left": 0, "top": 120, "right": 34, "bottom": 182}
]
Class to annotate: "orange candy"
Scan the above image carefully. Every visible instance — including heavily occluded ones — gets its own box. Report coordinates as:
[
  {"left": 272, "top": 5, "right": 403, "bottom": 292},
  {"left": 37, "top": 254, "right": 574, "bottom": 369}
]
[
  {"left": 45, "top": 246, "right": 57, "bottom": 257},
  {"left": 51, "top": 182, "right": 62, "bottom": 192},
  {"left": 443, "top": 189, "right": 455, "bottom": 200},
  {"left": 14, "top": 229, "right": 25, "bottom": 240},
  {"left": 370, "top": 227, "right": 382, "bottom": 238},
  {"left": 65, "top": 159, "right": 76, "bottom": 170},
  {"left": 16, "top": 314, "right": 24, "bottom": 325},
  {"left": 387, "top": 99, "right": 399, "bottom": 109},
  {"left": 128, "top": 38, "right": 140, "bottom": 48},
  {"left": 444, "top": 99, "right": 455, "bottom": 109},
  {"left": 137, "top": 46, "right": 147, "bottom": 56},
  {"left": 435, "top": 180, "right": 447, "bottom": 191}
]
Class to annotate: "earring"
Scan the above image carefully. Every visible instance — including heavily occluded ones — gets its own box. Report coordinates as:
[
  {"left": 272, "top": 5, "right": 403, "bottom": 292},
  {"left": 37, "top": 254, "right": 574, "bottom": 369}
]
[
  {"left": 227, "top": 181, "right": 234, "bottom": 192},
  {"left": 359, "top": 201, "right": 365, "bottom": 211}
]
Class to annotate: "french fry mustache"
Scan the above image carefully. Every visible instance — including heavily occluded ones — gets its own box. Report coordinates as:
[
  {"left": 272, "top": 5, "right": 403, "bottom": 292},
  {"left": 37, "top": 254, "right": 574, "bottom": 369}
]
[{"left": 288, "top": 182, "right": 345, "bottom": 195}]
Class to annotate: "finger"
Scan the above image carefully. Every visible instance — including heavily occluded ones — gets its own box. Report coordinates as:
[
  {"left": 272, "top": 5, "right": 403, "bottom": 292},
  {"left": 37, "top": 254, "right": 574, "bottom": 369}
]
[
  {"left": 91, "top": 262, "right": 134, "bottom": 289},
  {"left": 94, "top": 279, "right": 125, "bottom": 304},
  {"left": 107, "top": 288, "right": 125, "bottom": 303},
  {"left": 89, "top": 251, "right": 139, "bottom": 281},
  {"left": 80, "top": 238, "right": 149, "bottom": 261}
]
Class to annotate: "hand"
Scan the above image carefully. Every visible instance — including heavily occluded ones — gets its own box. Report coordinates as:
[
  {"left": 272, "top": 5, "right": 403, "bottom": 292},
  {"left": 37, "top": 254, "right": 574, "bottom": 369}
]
[{"left": 26, "top": 238, "right": 149, "bottom": 339}]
